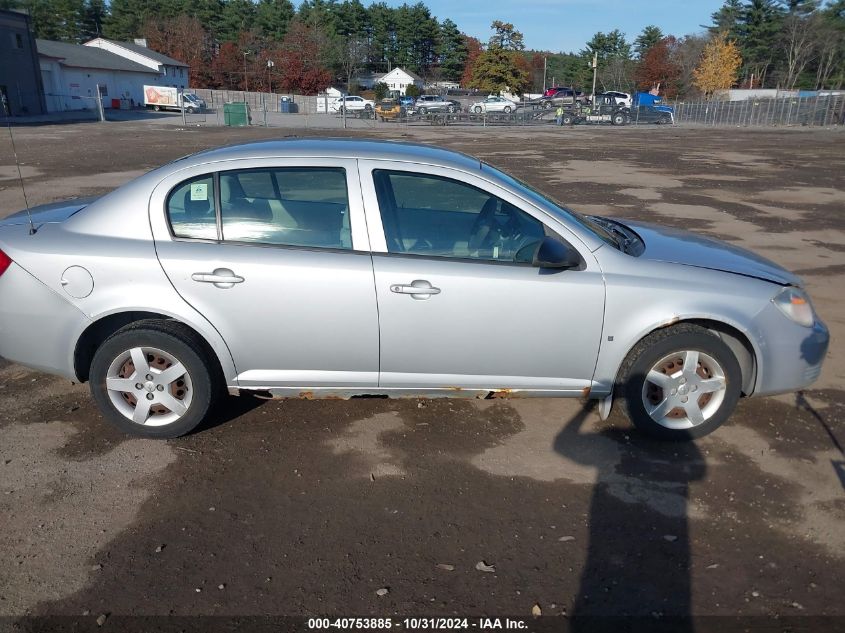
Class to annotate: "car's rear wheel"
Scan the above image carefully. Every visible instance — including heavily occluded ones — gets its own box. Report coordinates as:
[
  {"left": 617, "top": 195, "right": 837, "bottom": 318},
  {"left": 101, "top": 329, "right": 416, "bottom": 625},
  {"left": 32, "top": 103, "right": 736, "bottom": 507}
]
[
  {"left": 503, "top": 105, "right": 512, "bottom": 113},
  {"left": 474, "top": 105, "right": 482, "bottom": 114},
  {"left": 90, "top": 320, "right": 219, "bottom": 439},
  {"left": 617, "top": 324, "right": 741, "bottom": 440}
]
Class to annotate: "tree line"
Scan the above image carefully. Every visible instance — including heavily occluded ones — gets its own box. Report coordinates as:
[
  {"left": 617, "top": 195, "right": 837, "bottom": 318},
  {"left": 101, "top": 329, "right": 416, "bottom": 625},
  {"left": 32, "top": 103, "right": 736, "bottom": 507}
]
[{"left": 2, "top": 0, "right": 843, "bottom": 97}]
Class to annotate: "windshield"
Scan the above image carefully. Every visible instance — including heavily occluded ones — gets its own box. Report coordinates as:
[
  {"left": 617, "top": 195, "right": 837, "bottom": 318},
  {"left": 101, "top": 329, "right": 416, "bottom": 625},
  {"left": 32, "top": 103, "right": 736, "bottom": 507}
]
[{"left": 481, "top": 163, "right": 621, "bottom": 249}]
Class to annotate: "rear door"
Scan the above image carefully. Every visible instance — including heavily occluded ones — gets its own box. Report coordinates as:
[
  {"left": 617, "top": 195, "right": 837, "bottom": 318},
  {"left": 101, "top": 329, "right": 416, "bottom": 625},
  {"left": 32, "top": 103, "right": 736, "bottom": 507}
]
[
  {"left": 149, "top": 157, "right": 379, "bottom": 390},
  {"left": 359, "top": 161, "right": 605, "bottom": 394}
]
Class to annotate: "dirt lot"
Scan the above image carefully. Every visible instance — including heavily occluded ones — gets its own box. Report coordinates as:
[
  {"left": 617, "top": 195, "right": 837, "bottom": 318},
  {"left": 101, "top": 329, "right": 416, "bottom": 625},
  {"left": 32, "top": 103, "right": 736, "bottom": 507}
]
[{"left": 0, "top": 121, "right": 843, "bottom": 626}]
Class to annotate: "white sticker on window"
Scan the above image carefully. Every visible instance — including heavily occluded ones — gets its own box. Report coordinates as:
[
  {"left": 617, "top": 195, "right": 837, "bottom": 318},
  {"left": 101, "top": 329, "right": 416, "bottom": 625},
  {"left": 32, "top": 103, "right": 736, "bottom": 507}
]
[{"left": 190, "top": 183, "right": 208, "bottom": 201}]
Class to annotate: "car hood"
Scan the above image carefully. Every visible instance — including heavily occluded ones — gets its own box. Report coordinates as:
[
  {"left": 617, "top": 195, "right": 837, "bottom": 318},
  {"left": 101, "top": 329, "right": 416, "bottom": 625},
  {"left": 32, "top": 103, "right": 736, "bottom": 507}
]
[
  {"left": 0, "top": 197, "right": 97, "bottom": 227},
  {"left": 620, "top": 219, "right": 801, "bottom": 286}
]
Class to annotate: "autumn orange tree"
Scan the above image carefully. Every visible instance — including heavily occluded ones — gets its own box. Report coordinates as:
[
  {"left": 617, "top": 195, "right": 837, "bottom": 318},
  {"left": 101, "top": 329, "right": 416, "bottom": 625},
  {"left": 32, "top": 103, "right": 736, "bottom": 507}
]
[
  {"left": 634, "top": 36, "right": 681, "bottom": 97},
  {"left": 692, "top": 31, "right": 742, "bottom": 99},
  {"left": 143, "top": 16, "right": 214, "bottom": 87}
]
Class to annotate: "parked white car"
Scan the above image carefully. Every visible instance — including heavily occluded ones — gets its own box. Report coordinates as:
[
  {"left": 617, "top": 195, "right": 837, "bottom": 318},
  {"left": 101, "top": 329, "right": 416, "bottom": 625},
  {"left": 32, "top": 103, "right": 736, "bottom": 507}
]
[
  {"left": 331, "top": 95, "right": 375, "bottom": 114},
  {"left": 603, "top": 91, "right": 633, "bottom": 108},
  {"left": 471, "top": 96, "right": 518, "bottom": 114}
]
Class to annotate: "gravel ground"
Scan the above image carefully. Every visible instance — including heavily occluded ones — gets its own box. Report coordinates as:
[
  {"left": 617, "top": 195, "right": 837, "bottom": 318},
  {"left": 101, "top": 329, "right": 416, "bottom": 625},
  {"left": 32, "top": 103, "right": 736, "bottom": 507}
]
[{"left": 0, "top": 120, "right": 843, "bottom": 627}]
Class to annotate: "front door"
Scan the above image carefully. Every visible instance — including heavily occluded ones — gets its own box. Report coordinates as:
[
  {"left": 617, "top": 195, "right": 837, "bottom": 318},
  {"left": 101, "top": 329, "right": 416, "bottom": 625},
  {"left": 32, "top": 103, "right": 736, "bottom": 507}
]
[
  {"left": 360, "top": 164, "right": 605, "bottom": 393},
  {"left": 152, "top": 159, "right": 379, "bottom": 390}
]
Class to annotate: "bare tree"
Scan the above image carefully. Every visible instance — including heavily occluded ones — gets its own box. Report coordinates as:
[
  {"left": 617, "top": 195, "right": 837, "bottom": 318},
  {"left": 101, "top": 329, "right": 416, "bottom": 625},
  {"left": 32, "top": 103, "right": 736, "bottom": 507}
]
[
  {"left": 599, "top": 58, "right": 634, "bottom": 92},
  {"left": 336, "top": 37, "right": 368, "bottom": 93},
  {"left": 670, "top": 34, "right": 708, "bottom": 98},
  {"left": 781, "top": 13, "right": 818, "bottom": 90},
  {"left": 814, "top": 22, "right": 845, "bottom": 89}
]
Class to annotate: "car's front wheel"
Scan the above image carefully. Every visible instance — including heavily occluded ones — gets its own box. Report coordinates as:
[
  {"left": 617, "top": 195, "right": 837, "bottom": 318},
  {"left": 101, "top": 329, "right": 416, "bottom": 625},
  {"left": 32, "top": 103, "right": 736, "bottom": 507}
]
[
  {"left": 617, "top": 324, "right": 741, "bottom": 440},
  {"left": 90, "top": 320, "right": 219, "bottom": 439},
  {"left": 473, "top": 105, "right": 483, "bottom": 114}
]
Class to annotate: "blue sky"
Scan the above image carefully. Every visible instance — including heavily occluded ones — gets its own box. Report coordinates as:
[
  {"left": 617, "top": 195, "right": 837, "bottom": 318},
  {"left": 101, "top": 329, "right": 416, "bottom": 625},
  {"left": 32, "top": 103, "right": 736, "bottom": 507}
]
[{"left": 383, "top": 0, "right": 725, "bottom": 52}]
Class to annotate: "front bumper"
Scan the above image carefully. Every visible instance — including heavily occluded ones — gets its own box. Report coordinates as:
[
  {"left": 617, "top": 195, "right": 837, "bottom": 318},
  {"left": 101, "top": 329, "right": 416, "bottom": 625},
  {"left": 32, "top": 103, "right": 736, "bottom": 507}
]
[
  {"left": 0, "top": 263, "right": 90, "bottom": 380},
  {"left": 752, "top": 303, "right": 830, "bottom": 396}
]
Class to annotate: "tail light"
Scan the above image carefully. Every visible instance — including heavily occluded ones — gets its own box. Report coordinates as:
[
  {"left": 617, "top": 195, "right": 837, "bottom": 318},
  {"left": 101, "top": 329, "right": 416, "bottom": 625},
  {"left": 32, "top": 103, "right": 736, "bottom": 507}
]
[{"left": 0, "top": 248, "right": 11, "bottom": 277}]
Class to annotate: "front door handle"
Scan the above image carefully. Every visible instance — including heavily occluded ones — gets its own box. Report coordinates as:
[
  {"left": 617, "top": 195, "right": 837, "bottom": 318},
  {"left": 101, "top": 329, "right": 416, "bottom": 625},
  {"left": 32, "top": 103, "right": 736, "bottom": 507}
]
[
  {"left": 191, "top": 268, "right": 244, "bottom": 289},
  {"left": 390, "top": 280, "right": 441, "bottom": 300}
]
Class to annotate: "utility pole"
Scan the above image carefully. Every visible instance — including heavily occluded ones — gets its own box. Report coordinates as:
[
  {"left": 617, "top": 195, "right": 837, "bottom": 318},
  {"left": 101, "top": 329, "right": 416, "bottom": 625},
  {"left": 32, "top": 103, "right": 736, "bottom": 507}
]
[
  {"left": 590, "top": 52, "right": 598, "bottom": 107},
  {"left": 543, "top": 56, "right": 547, "bottom": 92},
  {"left": 243, "top": 51, "right": 250, "bottom": 92},
  {"left": 267, "top": 59, "right": 274, "bottom": 93}
]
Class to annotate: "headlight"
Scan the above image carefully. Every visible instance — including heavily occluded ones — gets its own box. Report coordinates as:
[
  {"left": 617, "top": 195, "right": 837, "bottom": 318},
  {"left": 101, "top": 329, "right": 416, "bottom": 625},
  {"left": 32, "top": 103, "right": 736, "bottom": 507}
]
[{"left": 772, "top": 287, "right": 815, "bottom": 327}]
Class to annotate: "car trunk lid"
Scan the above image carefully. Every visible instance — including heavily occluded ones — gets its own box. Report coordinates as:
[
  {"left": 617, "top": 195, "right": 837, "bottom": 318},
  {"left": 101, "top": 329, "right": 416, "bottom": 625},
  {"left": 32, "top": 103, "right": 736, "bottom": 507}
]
[{"left": 0, "top": 197, "right": 97, "bottom": 228}]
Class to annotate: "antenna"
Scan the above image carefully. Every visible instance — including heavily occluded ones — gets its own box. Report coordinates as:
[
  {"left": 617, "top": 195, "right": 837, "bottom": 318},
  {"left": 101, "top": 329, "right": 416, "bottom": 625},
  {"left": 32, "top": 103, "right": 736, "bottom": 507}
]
[{"left": 4, "top": 115, "right": 36, "bottom": 235}]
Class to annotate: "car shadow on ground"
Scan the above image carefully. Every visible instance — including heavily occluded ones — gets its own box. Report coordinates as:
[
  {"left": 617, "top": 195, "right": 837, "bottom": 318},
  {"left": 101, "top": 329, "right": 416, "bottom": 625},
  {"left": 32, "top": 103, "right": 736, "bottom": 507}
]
[
  {"left": 553, "top": 402, "right": 705, "bottom": 626},
  {"left": 196, "top": 393, "right": 266, "bottom": 434}
]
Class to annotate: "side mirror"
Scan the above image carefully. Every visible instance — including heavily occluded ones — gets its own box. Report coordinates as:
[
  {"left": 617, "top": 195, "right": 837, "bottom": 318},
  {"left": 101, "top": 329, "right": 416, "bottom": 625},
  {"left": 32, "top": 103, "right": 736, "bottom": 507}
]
[{"left": 530, "top": 237, "right": 581, "bottom": 269}]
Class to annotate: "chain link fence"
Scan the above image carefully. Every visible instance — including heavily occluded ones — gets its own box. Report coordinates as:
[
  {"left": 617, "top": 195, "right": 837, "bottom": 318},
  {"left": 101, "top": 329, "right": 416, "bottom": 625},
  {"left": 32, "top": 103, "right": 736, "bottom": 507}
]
[{"left": 673, "top": 94, "right": 845, "bottom": 127}]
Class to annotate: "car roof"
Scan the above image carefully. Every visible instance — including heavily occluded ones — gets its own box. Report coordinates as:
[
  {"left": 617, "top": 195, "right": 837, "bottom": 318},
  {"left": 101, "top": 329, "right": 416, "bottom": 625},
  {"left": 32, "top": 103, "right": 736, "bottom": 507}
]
[{"left": 184, "top": 139, "right": 482, "bottom": 171}]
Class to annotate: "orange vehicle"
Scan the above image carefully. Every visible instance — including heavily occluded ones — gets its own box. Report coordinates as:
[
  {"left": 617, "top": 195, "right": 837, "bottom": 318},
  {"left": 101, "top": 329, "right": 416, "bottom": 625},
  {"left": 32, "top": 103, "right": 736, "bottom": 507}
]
[{"left": 375, "top": 99, "right": 404, "bottom": 121}]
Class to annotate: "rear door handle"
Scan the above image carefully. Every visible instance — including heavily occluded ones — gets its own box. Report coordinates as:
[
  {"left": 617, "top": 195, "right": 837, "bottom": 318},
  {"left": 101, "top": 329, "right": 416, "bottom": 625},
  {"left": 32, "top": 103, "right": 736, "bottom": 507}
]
[
  {"left": 390, "top": 280, "right": 441, "bottom": 300},
  {"left": 191, "top": 268, "right": 244, "bottom": 288}
]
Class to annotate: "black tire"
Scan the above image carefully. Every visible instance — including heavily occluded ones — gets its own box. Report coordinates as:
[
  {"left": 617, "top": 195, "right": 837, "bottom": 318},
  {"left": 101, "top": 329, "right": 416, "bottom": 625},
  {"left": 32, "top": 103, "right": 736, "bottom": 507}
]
[
  {"left": 153, "top": 105, "right": 161, "bottom": 112},
  {"left": 447, "top": 105, "right": 456, "bottom": 113},
  {"left": 474, "top": 105, "right": 483, "bottom": 114},
  {"left": 89, "top": 319, "right": 220, "bottom": 439},
  {"left": 562, "top": 114, "right": 574, "bottom": 126},
  {"left": 503, "top": 105, "right": 512, "bottom": 113},
  {"left": 418, "top": 107, "right": 427, "bottom": 115},
  {"left": 612, "top": 112, "right": 626, "bottom": 126},
  {"left": 616, "top": 324, "right": 741, "bottom": 440},
  {"left": 185, "top": 107, "right": 195, "bottom": 114},
  {"left": 543, "top": 101, "right": 552, "bottom": 109}
]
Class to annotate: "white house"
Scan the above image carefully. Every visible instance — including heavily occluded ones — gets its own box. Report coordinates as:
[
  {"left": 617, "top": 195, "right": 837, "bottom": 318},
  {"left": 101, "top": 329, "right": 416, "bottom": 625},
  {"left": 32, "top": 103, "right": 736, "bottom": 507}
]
[
  {"left": 378, "top": 68, "right": 423, "bottom": 95},
  {"left": 84, "top": 38, "right": 189, "bottom": 90},
  {"left": 37, "top": 39, "right": 161, "bottom": 111}
]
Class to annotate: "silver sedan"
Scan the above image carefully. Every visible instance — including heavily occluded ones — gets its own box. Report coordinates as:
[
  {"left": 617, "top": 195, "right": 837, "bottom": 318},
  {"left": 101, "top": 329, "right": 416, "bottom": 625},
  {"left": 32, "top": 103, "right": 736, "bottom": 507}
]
[{"left": 0, "top": 140, "right": 829, "bottom": 439}]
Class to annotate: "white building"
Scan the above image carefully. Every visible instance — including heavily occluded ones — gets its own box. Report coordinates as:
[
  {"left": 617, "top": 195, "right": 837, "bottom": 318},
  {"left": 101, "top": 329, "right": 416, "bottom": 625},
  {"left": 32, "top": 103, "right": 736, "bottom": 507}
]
[
  {"left": 378, "top": 68, "right": 423, "bottom": 95},
  {"left": 37, "top": 39, "right": 161, "bottom": 111},
  {"left": 352, "top": 68, "right": 424, "bottom": 95},
  {"left": 84, "top": 38, "right": 189, "bottom": 90}
]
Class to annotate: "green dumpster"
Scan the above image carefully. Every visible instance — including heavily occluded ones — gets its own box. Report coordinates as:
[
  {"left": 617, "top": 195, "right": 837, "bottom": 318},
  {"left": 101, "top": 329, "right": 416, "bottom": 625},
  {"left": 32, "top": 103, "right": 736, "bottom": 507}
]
[{"left": 223, "top": 102, "right": 250, "bottom": 127}]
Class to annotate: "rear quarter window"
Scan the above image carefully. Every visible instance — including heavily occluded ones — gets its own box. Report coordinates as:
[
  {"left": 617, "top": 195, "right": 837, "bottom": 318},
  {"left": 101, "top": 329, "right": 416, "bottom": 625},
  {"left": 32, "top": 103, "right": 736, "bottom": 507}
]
[{"left": 166, "top": 175, "right": 217, "bottom": 240}]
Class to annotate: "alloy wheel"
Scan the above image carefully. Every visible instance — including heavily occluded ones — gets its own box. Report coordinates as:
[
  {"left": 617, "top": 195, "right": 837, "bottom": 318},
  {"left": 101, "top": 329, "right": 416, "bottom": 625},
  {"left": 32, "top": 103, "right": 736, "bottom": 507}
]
[
  {"left": 641, "top": 350, "right": 726, "bottom": 430},
  {"left": 106, "top": 347, "right": 193, "bottom": 426}
]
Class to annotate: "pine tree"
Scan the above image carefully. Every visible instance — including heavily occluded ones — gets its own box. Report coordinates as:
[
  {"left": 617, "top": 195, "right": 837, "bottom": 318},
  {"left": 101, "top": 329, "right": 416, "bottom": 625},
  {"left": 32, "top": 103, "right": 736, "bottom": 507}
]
[
  {"left": 739, "top": 0, "right": 784, "bottom": 85},
  {"left": 255, "top": 0, "right": 295, "bottom": 42},
  {"left": 710, "top": 0, "right": 744, "bottom": 39},
  {"left": 81, "top": 0, "right": 107, "bottom": 38},
  {"left": 438, "top": 19, "right": 467, "bottom": 81},
  {"left": 634, "top": 25, "right": 663, "bottom": 59}
]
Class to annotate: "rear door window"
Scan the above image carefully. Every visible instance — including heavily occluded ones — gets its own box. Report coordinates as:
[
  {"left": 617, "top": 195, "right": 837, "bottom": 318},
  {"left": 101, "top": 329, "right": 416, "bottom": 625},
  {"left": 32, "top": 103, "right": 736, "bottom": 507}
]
[{"left": 219, "top": 167, "right": 352, "bottom": 249}]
